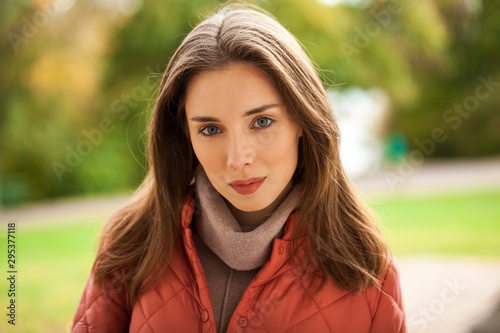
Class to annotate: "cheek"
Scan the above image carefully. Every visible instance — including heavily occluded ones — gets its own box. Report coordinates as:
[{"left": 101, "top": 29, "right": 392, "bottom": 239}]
[
  {"left": 191, "top": 139, "right": 226, "bottom": 174},
  {"left": 260, "top": 127, "right": 299, "bottom": 170}
]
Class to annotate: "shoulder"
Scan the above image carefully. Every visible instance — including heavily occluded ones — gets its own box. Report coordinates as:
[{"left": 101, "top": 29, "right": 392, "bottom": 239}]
[
  {"left": 72, "top": 268, "right": 132, "bottom": 332},
  {"left": 364, "top": 256, "right": 407, "bottom": 332},
  {"left": 368, "top": 256, "right": 404, "bottom": 306}
]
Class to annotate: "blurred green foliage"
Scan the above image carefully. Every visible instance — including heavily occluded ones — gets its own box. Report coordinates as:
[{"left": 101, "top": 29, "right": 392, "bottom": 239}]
[{"left": 1, "top": 0, "right": 499, "bottom": 206}]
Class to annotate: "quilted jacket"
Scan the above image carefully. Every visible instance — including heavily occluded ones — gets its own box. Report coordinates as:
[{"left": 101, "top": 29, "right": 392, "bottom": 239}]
[{"left": 72, "top": 189, "right": 407, "bottom": 332}]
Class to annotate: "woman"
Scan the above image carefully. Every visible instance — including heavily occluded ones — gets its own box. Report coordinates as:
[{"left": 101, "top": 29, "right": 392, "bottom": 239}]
[{"left": 73, "top": 4, "right": 406, "bottom": 332}]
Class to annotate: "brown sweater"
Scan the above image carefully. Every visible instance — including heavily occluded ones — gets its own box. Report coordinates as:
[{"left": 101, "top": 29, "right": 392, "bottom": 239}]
[{"left": 192, "top": 167, "right": 299, "bottom": 332}]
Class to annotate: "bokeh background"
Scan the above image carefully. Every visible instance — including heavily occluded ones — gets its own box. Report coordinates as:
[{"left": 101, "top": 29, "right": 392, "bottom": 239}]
[{"left": 1, "top": 0, "right": 499, "bottom": 332}]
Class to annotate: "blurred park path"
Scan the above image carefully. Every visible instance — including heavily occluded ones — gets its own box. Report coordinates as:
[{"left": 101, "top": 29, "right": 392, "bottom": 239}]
[
  {"left": 1, "top": 193, "right": 130, "bottom": 226},
  {"left": 354, "top": 157, "right": 500, "bottom": 196},
  {"left": 1, "top": 158, "right": 500, "bottom": 333},
  {"left": 398, "top": 256, "right": 500, "bottom": 333}
]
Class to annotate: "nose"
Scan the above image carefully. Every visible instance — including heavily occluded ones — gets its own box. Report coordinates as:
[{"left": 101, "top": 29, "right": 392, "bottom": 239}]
[{"left": 226, "top": 134, "right": 255, "bottom": 169}]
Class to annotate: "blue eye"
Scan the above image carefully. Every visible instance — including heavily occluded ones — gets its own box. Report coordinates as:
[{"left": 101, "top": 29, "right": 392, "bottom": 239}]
[
  {"left": 200, "top": 125, "right": 221, "bottom": 137},
  {"left": 253, "top": 117, "right": 273, "bottom": 128}
]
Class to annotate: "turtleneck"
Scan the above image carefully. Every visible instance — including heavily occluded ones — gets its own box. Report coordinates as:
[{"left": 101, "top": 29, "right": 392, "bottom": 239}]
[{"left": 193, "top": 166, "right": 300, "bottom": 271}]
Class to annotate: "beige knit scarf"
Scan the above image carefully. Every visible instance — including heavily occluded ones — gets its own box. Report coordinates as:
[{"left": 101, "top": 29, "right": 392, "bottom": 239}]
[{"left": 194, "top": 166, "right": 299, "bottom": 271}]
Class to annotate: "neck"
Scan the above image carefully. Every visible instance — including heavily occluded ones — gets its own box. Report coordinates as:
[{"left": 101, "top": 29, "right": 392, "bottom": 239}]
[{"left": 225, "top": 180, "right": 293, "bottom": 230}]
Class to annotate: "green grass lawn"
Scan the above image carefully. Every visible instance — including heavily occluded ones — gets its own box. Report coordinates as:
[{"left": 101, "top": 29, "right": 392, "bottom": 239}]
[
  {"left": 370, "top": 189, "right": 500, "bottom": 259},
  {"left": 1, "top": 220, "right": 102, "bottom": 332},
  {"left": 1, "top": 189, "right": 499, "bottom": 331}
]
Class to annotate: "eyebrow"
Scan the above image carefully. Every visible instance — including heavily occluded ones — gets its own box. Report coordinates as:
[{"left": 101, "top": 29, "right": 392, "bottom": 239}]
[{"left": 189, "top": 104, "right": 281, "bottom": 122}]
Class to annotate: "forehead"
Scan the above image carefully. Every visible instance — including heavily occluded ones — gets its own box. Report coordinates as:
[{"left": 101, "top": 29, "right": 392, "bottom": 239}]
[{"left": 184, "top": 64, "right": 284, "bottom": 116}]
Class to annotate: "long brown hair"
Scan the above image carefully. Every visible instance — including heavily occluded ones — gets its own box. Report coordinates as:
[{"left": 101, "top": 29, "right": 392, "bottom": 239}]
[{"left": 93, "top": 3, "right": 389, "bottom": 307}]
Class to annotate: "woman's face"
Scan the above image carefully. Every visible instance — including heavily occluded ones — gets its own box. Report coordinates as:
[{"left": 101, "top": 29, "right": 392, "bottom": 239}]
[{"left": 185, "top": 63, "right": 302, "bottom": 212}]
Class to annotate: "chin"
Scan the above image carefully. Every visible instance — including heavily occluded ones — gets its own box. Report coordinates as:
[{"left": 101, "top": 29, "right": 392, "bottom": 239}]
[{"left": 229, "top": 196, "right": 271, "bottom": 212}]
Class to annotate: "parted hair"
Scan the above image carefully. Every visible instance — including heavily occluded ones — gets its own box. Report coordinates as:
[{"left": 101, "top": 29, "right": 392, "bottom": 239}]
[{"left": 92, "top": 3, "right": 389, "bottom": 306}]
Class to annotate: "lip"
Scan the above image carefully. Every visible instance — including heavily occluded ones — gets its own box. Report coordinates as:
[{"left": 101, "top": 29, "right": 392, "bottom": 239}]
[{"left": 229, "top": 177, "right": 266, "bottom": 195}]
